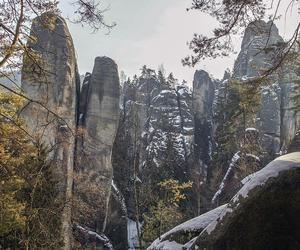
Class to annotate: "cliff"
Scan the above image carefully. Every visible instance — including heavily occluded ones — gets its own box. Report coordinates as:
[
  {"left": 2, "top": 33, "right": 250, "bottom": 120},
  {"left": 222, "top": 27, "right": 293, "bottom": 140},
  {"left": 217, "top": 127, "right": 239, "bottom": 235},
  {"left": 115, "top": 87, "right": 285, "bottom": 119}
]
[
  {"left": 21, "top": 14, "right": 120, "bottom": 250},
  {"left": 21, "top": 13, "right": 80, "bottom": 249}
]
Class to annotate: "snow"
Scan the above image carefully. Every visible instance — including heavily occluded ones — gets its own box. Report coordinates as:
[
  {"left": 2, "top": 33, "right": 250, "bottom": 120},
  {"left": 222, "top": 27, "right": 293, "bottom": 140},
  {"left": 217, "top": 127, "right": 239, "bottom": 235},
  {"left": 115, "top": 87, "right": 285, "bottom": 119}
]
[
  {"left": 148, "top": 204, "right": 227, "bottom": 249},
  {"left": 160, "top": 90, "right": 173, "bottom": 94},
  {"left": 212, "top": 152, "right": 240, "bottom": 203},
  {"left": 74, "top": 224, "right": 113, "bottom": 250},
  {"left": 132, "top": 175, "right": 142, "bottom": 183},
  {"left": 153, "top": 157, "right": 159, "bottom": 167},
  {"left": 202, "top": 152, "right": 300, "bottom": 237},
  {"left": 205, "top": 206, "right": 233, "bottom": 235},
  {"left": 127, "top": 218, "right": 142, "bottom": 250},
  {"left": 245, "top": 127, "right": 258, "bottom": 132},
  {"left": 177, "top": 88, "right": 186, "bottom": 95},
  {"left": 234, "top": 152, "right": 300, "bottom": 202},
  {"left": 183, "top": 237, "right": 198, "bottom": 249},
  {"left": 183, "top": 127, "right": 194, "bottom": 132},
  {"left": 149, "top": 240, "right": 183, "bottom": 250},
  {"left": 246, "top": 153, "right": 260, "bottom": 162},
  {"left": 111, "top": 180, "right": 127, "bottom": 215}
]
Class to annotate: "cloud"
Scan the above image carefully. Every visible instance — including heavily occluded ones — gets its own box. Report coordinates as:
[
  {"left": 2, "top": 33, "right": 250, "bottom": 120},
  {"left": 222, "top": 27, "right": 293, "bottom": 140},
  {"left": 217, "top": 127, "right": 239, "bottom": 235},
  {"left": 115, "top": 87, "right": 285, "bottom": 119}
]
[{"left": 62, "top": 0, "right": 299, "bottom": 84}]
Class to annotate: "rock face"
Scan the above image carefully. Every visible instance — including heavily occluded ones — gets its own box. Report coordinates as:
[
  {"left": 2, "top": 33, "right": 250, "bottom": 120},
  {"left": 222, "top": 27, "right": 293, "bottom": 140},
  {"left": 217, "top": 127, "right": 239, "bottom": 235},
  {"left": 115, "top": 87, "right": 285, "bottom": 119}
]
[
  {"left": 22, "top": 14, "right": 120, "bottom": 250},
  {"left": 147, "top": 153, "right": 300, "bottom": 249},
  {"left": 105, "top": 181, "right": 128, "bottom": 250},
  {"left": 209, "top": 20, "right": 300, "bottom": 207},
  {"left": 232, "top": 20, "right": 300, "bottom": 157},
  {"left": 111, "top": 70, "right": 196, "bottom": 247},
  {"left": 288, "top": 131, "right": 300, "bottom": 153},
  {"left": 147, "top": 204, "right": 227, "bottom": 250},
  {"left": 192, "top": 70, "right": 215, "bottom": 182},
  {"left": 233, "top": 21, "right": 284, "bottom": 78},
  {"left": 191, "top": 152, "right": 300, "bottom": 250},
  {"left": 21, "top": 13, "right": 80, "bottom": 249},
  {"left": 191, "top": 70, "right": 217, "bottom": 214},
  {"left": 74, "top": 57, "right": 120, "bottom": 248},
  {"left": 20, "top": 14, "right": 300, "bottom": 249},
  {"left": 280, "top": 78, "right": 300, "bottom": 152},
  {"left": 112, "top": 71, "right": 195, "bottom": 211},
  {"left": 233, "top": 20, "right": 284, "bottom": 158}
]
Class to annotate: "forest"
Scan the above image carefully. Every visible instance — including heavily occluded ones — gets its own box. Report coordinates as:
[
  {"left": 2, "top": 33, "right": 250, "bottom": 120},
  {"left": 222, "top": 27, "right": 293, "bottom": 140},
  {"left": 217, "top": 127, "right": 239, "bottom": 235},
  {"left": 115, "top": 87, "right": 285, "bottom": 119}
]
[{"left": 0, "top": 0, "right": 300, "bottom": 250}]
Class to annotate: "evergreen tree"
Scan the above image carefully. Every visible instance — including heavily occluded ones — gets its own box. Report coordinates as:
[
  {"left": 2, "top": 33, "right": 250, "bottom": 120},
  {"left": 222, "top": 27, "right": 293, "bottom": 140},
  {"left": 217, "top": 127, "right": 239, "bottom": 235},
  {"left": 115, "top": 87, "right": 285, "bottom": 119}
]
[
  {"left": 211, "top": 78, "right": 261, "bottom": 194},
  {"left": 166, "top": 73, "right": 178, "bottom": 88}
]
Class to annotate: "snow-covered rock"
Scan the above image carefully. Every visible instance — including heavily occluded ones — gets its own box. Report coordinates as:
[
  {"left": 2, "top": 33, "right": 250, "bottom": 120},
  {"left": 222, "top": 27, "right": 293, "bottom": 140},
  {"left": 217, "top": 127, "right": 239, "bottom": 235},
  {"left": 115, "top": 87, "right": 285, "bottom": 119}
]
[
  {"left": 192, "top": 152, "right": 300, "bottom": 249},
  {"left": 147, "top": 204, "right": 227, "bottom": 250}
]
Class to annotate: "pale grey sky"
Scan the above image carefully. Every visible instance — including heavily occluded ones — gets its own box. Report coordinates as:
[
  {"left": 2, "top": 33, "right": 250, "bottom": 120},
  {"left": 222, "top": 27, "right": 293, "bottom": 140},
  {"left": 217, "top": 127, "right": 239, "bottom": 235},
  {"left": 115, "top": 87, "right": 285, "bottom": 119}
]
[{"left": 59, "top": 0, "right": 299, "bottom": 84}]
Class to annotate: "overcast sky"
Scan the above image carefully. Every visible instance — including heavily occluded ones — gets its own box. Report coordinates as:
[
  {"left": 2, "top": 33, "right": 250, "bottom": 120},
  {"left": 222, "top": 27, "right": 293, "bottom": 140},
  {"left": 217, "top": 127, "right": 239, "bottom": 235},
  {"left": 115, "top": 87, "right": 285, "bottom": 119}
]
[{"left": 59, "top": 0, "right": 299, "bottom": 84}]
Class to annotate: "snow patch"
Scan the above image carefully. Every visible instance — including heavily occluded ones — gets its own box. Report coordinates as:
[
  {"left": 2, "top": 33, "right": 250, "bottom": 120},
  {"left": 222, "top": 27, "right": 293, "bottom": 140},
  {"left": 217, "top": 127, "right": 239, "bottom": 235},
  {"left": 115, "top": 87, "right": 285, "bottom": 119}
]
[
  {"left": 148, "top": 204, "right": 227, "bottom": 249},
  {"left": 127, "top": 218, "right": 142, "bottom": 250},
  {"left": 202, "top": 152, "right": 300, "bottom": 237},
  {"left": 234, "top": 152, "right": 300, "bottom": 202},
  {"left": 212, "top": 152, "right": 240, "bottom": 203}
]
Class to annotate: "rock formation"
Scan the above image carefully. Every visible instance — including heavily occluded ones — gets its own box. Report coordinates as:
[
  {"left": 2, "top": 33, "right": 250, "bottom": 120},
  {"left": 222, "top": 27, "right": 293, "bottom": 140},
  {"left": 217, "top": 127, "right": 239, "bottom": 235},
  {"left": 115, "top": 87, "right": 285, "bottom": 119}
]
[
  {"left": 73, "top": 56, "right": 120, "bottom": 248},
  {"left": 209, "top": 20, "right": 300, "bottom": 207},
  {"left": 147, "top": 152, "right": 300, "bottom": 249},
  {"left": 192, "top": 70, "right": 215, "bottom": 181},
  {"left": 20, "top": 12, "right": 300, "bottom": 250},
  {"left": 148, "top": 204, "right": 227, "bottom": 249},
  {"left": 192, "top": 152, "right": 300, "bottom": 250},
  {"left": 22, "top": 14, "right": 120, "bottom": 250},
  {"left": 111, "top": 70, "right": 196, "bottom": 247},
  {"left": 21, "top": 13, "right": 80, "bottom": 249},
  {"left": 233, "top": 20, "right": 284, "bottom": 158}
]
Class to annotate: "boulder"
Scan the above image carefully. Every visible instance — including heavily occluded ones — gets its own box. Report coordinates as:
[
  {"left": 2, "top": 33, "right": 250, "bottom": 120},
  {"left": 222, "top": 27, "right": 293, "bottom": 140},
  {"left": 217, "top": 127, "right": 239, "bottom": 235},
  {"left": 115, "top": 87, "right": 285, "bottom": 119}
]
[
  {"left": 147, "top": 204, "right": 227, "bottom": 250},
  {"left": 192, "top": 152, "right": 300, "bottom": 249}
]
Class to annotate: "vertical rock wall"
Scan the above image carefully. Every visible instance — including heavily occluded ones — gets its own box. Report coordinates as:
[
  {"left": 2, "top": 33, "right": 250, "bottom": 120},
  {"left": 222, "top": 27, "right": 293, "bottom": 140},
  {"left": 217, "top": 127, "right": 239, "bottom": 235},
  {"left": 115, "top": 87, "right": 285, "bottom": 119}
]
[
  {"left": 22, "top": 14, "right": 120, "bottom": 249},
  {"left": 21, "top": 13, "right": 80, "bottom": 249},
  {"left": 73, "top": 57, "right": 120, "bottom": 248},
  {"left": 192, "top": 70, "right": 215, "bottom": 181},
  {"left": 209, "top": 20, "right": 300, "bottom": 207},
  {"left": 233, "top": 20, "right": 284, "bottom": 158}
]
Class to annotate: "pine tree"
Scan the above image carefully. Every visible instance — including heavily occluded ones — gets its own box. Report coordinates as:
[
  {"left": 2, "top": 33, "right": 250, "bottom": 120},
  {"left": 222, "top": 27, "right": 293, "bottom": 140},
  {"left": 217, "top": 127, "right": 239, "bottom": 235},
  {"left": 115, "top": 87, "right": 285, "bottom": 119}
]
[{"left": 166, "top": 73, "right": 177, "bottom": 88}]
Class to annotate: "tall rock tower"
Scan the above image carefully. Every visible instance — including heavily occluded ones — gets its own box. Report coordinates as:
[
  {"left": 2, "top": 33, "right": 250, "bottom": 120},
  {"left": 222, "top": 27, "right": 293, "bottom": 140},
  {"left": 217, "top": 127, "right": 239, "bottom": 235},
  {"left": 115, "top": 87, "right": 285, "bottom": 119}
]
[
  {"left": 233, "top": 20, "right": 284, "bottom": 158},
  {"left": 21, "top": 13, "right": 80, "bottom": 249},
  {"left": 74, "top": 57, "right": 120, "bottom": 248},
  {"left": 192, "top": 70, "right": 215, "bottom": 180}
]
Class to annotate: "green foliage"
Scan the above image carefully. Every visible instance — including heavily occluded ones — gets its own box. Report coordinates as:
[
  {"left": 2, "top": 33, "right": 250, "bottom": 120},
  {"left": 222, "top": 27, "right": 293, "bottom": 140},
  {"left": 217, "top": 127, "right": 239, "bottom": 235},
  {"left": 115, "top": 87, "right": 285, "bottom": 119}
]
[
  {"left": 211, "top": 78, "right": 262, "bottom": 190},
  {"left": 141, "top": 179, "right": 192, "bottom": 244},
  {"left": 142, "top": 200, "right": 183, "bottom": 243},
  {"left": 0, "top": 90, "right": 62, "bottom": 249},
  {"left": 158, "top": 179, "right": 193, "bottom": 207}
]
